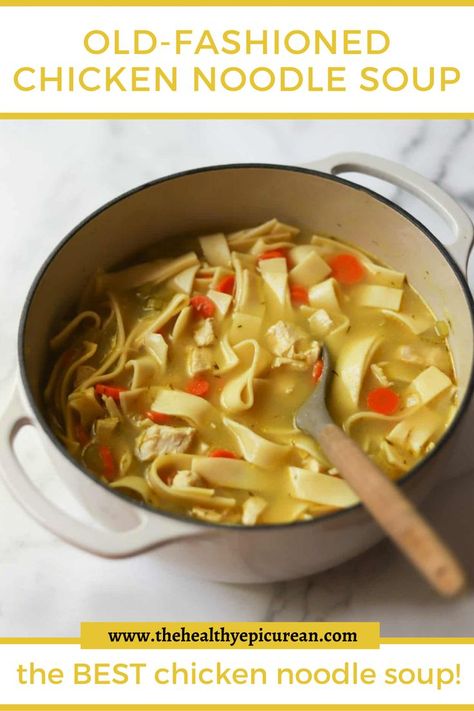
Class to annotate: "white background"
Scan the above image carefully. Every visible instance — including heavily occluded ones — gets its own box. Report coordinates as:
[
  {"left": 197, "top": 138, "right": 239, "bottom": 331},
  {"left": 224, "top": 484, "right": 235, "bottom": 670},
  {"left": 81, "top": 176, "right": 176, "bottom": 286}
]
[
  {"left": 0, "top": 643, "right": 470, "bottom": 705},
  {"left": 0, "top": 6, "right": 471, "bottom": 113}
]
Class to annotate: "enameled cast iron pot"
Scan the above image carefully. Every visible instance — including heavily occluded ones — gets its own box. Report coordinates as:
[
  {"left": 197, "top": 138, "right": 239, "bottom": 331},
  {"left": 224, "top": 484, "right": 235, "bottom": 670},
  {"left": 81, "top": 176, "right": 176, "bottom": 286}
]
[{"left": 1, "top": 152, "right": 473, "bottom": 583}]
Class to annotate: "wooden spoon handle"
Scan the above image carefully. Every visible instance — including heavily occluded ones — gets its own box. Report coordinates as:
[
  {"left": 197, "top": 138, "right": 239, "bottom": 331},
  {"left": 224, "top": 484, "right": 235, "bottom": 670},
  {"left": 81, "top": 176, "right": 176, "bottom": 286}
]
[{"left": 318, "top": 423, "right": 466, "bottom": 598}]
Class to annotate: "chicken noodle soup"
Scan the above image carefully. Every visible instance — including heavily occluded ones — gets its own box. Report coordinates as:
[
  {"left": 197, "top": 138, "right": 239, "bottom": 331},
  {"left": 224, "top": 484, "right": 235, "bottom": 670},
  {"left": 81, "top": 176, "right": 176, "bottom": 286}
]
[{"left": 44, "top": 218, "right": 457, "bottom": 526}]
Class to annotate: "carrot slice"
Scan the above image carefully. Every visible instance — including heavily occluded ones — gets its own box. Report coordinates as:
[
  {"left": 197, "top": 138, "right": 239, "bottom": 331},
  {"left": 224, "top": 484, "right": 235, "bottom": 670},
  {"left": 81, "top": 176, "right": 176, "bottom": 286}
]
[
  {"left": 95, "top": 384, "right": 128, "bottom": 402},
  {"left": 367, "top": 387, "right": 400, "bottom": 415},
  {"left": 99, "top": 445, "right": 116, "bottom": 482},
  {"left": 290, "top": 284, "right": 309, "bottom": 305},
  {"left": 312, "top": 359, "right": 324, "bottom": 384},
  {"left": 328, "top": 253, "right": 365, "bottom": 285},
  {"left": 258, "top": 248, "right": 292, "bottom": 268},
  {"left": 190, "top": 294, "right": 216, "bottom": 318},
  {"left": 145, "top": 410, "right": 171, "bottom": 425},
  {"left": 185, "top": 378, "right": 210, "bottom": 397},
  {"left": 209, "top": 449, "right": 240, "bottom": 459},
  {"left": 216, "top": 274, "right": 236, "bottom": 295}
]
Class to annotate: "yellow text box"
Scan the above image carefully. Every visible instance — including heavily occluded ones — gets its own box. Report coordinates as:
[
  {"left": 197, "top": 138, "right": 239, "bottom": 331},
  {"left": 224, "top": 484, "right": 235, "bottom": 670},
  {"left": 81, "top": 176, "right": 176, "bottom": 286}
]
[{"left": 80, "top": 622, "right": 380, "bottom": 650}]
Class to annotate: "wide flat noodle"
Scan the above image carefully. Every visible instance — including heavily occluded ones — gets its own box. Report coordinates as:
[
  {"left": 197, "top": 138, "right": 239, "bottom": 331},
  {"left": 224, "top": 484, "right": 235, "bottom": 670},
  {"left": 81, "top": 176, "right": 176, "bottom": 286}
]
[
  {"left": 199, "top": 233, "right": 231, "bottom": 266},
  {"left": 126, "top": 356, "right": 159, "bottom": 389},
  {"left": 148, "top": 455, "right": 236, "bottom": 509},
  {"left": 171, "top": 305, "right": 193, "bottom": 341},
  {"left": 289, "top": 251, "right": 332, "bottom": 287},
  {"left": 119, "top": 388, "right": 150, "bottom": 417},
  {"left": 68, "top": 386, "right": 104, "bottom": 428},
  {"left": 241, "top": 496, "right": 268, "bottom": 525},
  {"left": 223, "top": 417, "right": 291, "bottom": 468},
  {"left": 136, "top": 293, "right": 189, "bottom": 343},
  {"left": 259, "top": 499, "right": 308, "bottom": 524},
  {"left": 259, "top": 257, "right": 291, "bottom": 319},
  {"left": 233, "top": 254, "right": 265, "bottom": 318},
  {"left": 333, "top": 334, "right": 382, "bottom": 408},
  {"left": 307, "top": 308, "right": 350, "bottom": 353},
  {"left": 289, "top": 467, "right": 359, "bottom": 507},
  {"left": 144, "top": 333, "right": 168, "bottom": 374},
  {"left": 95, "top": 416, "right": 119, "bottom": 443},
  {"left": 192, "top": 457, "right": 275, "bottom": 493},
  {"left": 387, "top": 407, "right": 443, "bottom": 454},
  {"left": 151, "top": 388, "right": 218, "bottom": 427},
  {"left": 214, "top": 334, "right": 240, "bottom": 374},
  {"left": 352, "top": 285, "right": 403, "bottom": 311},
  {"left": 249, "top": 237, "right": 295, "bottom": 255},
  {"left": 382, "top": 310, "right": 432, "bottom": 335},
  {"left": 97, "top": 252, "right": 199, "bottom": 292},
  {"left": 309, "top": 278, "right": 343, "bottom": 314},
  {"left": 166, "top": 264, "right": 199, "bottom": 295},
  {"left": 207, "top": 289, "right": 233, "bottom": 319},
  {"left": 368, "top": 264, "right": 405, "bottom": 288},
  {"left": 409, "top": 366, "right": 452, "bottom": 404},
  {"left": 344, "top": 405, "right": 419, "bottom": 434},
  {"left": 220, "top": 339, "right": 271, "bottom": 413},
  {"left": 311, "top": 234, "right": 374, "bottom": 263},
  {"left": 228, "top": 312, "right": 263, "bottom": 344},
  {"left": 311, "top": 235, "right": 405, "bottom": 286},
  {"left": 227, "top": 218, "right": 281, "bottom": 247}
]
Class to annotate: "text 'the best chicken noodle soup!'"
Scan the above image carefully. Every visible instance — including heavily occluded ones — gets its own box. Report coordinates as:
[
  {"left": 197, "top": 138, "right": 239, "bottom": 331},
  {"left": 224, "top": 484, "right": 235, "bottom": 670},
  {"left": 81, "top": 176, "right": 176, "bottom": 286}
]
[{"left": 45, "top": 218, "right": 457, "bottom": 526}]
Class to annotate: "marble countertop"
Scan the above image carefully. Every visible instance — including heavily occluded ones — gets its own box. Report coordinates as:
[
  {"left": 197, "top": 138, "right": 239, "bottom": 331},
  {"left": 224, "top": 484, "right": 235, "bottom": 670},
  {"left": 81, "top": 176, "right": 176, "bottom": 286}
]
[{"left": 1, "top": 119, "right": 473, "bottom": 636}]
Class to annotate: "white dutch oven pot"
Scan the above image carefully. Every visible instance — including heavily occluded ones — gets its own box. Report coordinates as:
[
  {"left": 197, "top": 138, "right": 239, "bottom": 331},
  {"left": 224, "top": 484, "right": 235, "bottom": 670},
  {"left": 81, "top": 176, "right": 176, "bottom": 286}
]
[{"left": 1, "top": 153, "right": 473, "bottom": 584}]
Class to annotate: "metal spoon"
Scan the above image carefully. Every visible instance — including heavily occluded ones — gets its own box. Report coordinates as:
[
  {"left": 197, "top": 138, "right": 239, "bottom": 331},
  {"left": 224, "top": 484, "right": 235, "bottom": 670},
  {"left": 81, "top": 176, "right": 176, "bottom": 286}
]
[{"left": 295, "top": 346, "right": 467, "bottom": 597}]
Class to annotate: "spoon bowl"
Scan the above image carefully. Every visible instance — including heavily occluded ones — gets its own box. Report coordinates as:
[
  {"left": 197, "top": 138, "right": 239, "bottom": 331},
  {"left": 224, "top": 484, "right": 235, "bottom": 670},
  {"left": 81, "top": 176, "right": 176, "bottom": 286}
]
[{"left": 296, "top": 345, "right": 467, "bottom": 598}]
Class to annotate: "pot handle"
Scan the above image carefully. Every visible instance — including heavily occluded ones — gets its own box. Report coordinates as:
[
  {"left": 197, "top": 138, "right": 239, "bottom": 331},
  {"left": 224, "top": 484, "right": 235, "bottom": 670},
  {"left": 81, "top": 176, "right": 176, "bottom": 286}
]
[
  {"left": 306, "top": 152, "right": 474, "bottom": 276},
  {"left": 0, "top": 385, "right": 204, "bottom": 558}
]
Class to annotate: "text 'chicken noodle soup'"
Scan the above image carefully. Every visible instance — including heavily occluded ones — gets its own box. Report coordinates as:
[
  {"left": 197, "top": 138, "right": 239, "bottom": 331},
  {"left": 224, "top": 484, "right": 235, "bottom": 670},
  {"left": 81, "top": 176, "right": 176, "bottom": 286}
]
[{"left": 44, "top": 218, "right": 457, "bottom": 526}]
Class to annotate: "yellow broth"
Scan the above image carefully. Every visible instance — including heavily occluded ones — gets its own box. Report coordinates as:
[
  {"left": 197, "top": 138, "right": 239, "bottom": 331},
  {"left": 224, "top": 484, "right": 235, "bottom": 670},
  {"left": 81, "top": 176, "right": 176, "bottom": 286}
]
[{"left": 44, "top": 220, "right": 457, "bottom": 525}]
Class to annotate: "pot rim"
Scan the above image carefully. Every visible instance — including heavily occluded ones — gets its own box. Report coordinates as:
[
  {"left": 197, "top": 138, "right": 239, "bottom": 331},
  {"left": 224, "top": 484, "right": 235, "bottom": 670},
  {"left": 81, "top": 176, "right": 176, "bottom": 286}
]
[{"left": 18, "top": 161, "right": 474, "bottom": 533}]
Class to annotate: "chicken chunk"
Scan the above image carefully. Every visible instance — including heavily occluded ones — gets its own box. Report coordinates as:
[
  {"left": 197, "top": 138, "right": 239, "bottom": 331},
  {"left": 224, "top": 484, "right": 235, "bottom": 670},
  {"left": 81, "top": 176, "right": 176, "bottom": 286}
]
[
  {"left": 266, "top": 320, "right": 301, "bottom": 357},
  {"left": 172, "top": 470, "right": 204, "bottom": 488},
  {"left": 272, "top": 356, "right": 308, "bottom": 371},
  {"left": 135, "top": 425, "right": 195, "bottom": 461},
  {"left": 308, "top": 308, "right": 333, "bottom": 338},
  {"left": 370, "top": 363, "right": 392, "bottom": 387},
  {"left": 193, "top": 318, "right": 215, "bottom": 346},
  {"left": 187, "top": 346, "right": 213, "bottom": 376},
  {"left": 295, "top": 340, "right": 321, "bottom": 365},
  {"left": 272, "top": 338, "right": 320, "bottom": 371}
]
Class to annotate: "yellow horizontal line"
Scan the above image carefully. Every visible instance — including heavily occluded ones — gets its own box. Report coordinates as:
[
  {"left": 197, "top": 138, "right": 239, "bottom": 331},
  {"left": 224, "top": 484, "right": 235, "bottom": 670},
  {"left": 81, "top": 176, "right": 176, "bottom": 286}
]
[
  {"left": 1, "top": 1, "right": 474, "bottom": 5},
  {"left": 0, "top": 636, "right": 472, "bottom": 644},
  {"left": 0, "top": 637, "right": 79, "bottom": 644},
  {"left": 1, "top": 707, "right": 474, "bottom": 711},
  {"left": 382, "top": 637, "right": 474, "bottom": 643},
  {"left": 0, "top": 113, "right": 473, "bottom": 120}
]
